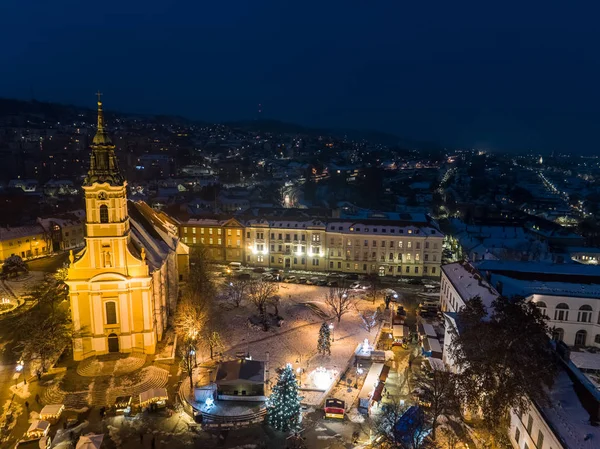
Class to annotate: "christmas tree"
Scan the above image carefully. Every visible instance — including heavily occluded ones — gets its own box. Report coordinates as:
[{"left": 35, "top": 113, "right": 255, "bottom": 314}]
[
  {"left": 267, "top": 363, "right": 301, "bottom": 432},
  {"left": 317, "top": 322, "right": 331, "bottom": 355}
]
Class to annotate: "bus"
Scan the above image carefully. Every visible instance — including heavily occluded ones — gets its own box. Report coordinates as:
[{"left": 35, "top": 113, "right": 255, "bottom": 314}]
[{"left": 324, "top": 398, "right": 345, "bottom": 419}]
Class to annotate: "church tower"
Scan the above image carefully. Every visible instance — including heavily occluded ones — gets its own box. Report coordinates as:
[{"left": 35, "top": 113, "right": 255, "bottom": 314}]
[{"left": 66, "top": 94, "right": 160, "bottom": 361}]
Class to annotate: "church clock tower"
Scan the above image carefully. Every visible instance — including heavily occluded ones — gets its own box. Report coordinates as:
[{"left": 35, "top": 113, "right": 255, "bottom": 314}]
[{"left": 66, "top": 94, "right": 158, "bottom": 361}]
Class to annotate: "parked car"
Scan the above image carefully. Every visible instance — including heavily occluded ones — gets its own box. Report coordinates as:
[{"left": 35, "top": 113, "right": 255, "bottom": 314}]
[
  {"left": 236, "top": 272, "right": 251, "bottom": 280},
  {"left": 297, "top": 277, "right": 307, "bottom": 284},
  {"left": 327, "top": 280, "right": 339, "bottom": 287},
  {"left": 346, "top": 274, "right": 359, "bottom": 280},
  {"left": 350, "top": 282, "right": 361, "bottom": 290},
  {"left": 253, "top": 267, "right": 266, "bottom": 273},
  {"left": 306, "top": 277, "right": 320, "bottom": 285},
  {"left": 316, "top": 279, "right": 328, "bottom": 286},
  {"left": 284, "top": 276, "right": 297, "bottom": 283}
]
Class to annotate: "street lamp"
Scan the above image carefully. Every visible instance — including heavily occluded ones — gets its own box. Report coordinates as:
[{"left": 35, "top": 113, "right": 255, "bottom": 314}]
[{"left": 329, "top": 323, "right": 334, "bottom": 342}]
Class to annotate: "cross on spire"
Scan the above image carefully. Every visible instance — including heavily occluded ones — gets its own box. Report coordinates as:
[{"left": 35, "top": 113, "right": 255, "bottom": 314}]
[{"left": 96, "top": 91, "right": 103, "bottom": 103}]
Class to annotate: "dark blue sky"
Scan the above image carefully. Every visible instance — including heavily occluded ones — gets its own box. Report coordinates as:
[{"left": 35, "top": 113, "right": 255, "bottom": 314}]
[{"left": 1, "top": 1, "right": 598, "bottom": 153}]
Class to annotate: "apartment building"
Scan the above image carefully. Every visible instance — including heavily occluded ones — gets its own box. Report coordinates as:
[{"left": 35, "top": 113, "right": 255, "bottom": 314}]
[
  {"left": 180, "top": 218, "right": 245, "bottom": 263},
  {"left": 0, "top": 224, "right": 50, "bottom": 262},
  {"left": 177, "top": 214, "right": 444, "bottom": 277}
]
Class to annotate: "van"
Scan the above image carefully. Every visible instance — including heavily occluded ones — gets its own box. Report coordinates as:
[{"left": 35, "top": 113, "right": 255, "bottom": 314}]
[{"left": 228, "top": 262, "right": 242, "bottom": 271}]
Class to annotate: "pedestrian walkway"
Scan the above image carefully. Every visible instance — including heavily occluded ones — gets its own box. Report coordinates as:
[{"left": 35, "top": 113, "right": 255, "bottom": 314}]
[{"left": 77, "top": 352, "right": 147, "bottom": 377}]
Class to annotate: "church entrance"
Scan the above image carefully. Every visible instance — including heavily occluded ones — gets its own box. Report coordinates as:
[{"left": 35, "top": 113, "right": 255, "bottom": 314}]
[{"left": 108, "top": 333, "right": 120, "bottom": 353}]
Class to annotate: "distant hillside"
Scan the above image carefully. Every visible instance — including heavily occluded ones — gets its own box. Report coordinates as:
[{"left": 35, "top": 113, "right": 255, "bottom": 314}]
[
  {"left": 225, "top": 119, "right": 407, "bottom": 146},
  {"left": 0, "top": 97, "right": 441, "bottom": 149}
]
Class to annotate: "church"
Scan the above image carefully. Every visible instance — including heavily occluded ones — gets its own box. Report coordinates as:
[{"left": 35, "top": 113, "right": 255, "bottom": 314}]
[{"left": 66, "top": 95, "right": 189, "bottom": 361}]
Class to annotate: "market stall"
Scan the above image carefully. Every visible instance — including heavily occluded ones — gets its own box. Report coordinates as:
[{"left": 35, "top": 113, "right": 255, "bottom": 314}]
[
  {"left": 139, "top": 388, "right": 168, "bottom": 410},
  {"left": 39, "top": 404, "right": 64, "bottom": 424}
]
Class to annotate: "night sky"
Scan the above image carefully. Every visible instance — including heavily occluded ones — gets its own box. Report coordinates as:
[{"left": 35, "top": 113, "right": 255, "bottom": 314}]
[{"left": 1, "top": 0, "right": 598, "bottom": 153}]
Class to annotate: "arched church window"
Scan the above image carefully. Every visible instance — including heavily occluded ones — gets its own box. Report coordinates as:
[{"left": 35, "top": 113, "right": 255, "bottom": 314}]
[{"left": 100, "top": 205, "right": 109, "bottom": 223}]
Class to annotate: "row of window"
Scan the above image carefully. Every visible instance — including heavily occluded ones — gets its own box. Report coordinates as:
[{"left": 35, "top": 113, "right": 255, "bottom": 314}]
[
  {"left": 514, "top": 412, "right": 546, "bottom": 449},
  {"left": 552, "top": 328, "right": 600, "bottom": 346},
  {"left": 183, "top": 227, "right": 239, "bottom": 236},
  {"left": 245, "top": 256, "right": 437, "bottom": 274},
  {"left": 536, "top": 302, "right": 599, "bottom": 324}
]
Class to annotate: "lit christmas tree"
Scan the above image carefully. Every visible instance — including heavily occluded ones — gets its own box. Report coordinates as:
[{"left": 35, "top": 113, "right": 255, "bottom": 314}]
[
  {"left": 267, "top": 363, "right": 301, "bottom": 432},
  {"left": 317, "top": 322, "right": 331, "bottom": 355}
]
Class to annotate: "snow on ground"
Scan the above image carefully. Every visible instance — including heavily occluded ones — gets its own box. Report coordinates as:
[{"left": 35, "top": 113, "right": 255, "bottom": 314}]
[
  {"left": 206, "top": 283, "right": 382, "bottom": 407},
  {"left": 0, "top": 400, "right": 23, "bottom": 433},
  {"left": 10, "top": 381, "right": 30, "bottom": 399},
  {"left": 4, "top": 271, "right": 45, "bottom": 298}
]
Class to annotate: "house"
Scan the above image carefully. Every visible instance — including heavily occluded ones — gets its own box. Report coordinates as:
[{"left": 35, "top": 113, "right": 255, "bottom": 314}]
[{"left": 215, "top": 359, "right": 267, "bottom": 401}]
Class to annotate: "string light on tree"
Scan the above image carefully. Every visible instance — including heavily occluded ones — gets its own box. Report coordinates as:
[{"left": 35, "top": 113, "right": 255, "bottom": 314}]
[
  {"left": 267, "top": 363, "right": 301, "bottom": 432},
  {"left": 317, "top": 322, "right": 331, "bottom": 355}
]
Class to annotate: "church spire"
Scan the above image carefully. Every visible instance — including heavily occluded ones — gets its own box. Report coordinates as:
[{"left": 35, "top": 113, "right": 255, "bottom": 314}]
[
  {"left": 92, "top": 91, "right": 112, "bottom": 146},
  {"left": 85, "top": 92, "right": 124, "bottom": 186}
]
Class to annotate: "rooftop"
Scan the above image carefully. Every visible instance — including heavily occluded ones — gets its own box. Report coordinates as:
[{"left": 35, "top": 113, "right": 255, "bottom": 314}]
[{"left": 441, "top": 262, "right": 499, "bottom": 309}]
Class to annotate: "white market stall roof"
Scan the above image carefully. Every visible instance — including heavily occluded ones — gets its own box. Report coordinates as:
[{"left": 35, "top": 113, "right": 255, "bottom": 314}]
[
  {"left": 27, "top": 420, "right": 50, "bottom": 436},
  {"left": 569, "top": 351, "right": 600, "bottom": 371},
  {"left": 139, "top": 388, "right": 168, "bottom": 404},
  {"left": 76, "top": 434, "right": 104, "bottom": 449},
  {"left": 39, "top": 404, "right": 64, "bottom": 418},
  {"left": 427, "top": 338, "right": 442, "bottom": 354},
  {"left": 421, "top": 323, "right": 437, "bottom": 338}
]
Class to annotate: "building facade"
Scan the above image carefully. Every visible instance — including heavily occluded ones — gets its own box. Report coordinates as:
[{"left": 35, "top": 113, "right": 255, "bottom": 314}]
[
  {"left": 0, "top": 225, "right": 50, "bottom": 262},
  {"left": 66, "top": 97, "right": 187, "bottom": 361},
  {"left": 178, "top": 216, "right": 444, "bottom": 277}
]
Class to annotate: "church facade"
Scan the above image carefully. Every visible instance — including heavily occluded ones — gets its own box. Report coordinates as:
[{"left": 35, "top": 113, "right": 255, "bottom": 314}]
[{"left": 66, "top": 96, "right": 188, "bottom": 361}]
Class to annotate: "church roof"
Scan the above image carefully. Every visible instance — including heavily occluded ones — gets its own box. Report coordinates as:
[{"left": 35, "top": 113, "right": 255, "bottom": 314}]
[{"left": 128, "top": 201, "right": 177, "bottom": 271}]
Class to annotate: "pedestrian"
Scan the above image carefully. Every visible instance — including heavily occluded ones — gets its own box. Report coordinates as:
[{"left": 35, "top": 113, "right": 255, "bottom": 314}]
[
  {"left": 25, "top": 401, "right": 29, "bottom": 409},
  {"left": 35, "top": 393, "right": 40, "bottom": 404},
  {"left": 151, "top": 436, "right": 156, "bottom": 449},
  {"left": 36, "top": 371, "right": 41, "bottom": 381},
  {"left": 139, "top": 432, "right": 143, "bottom": 444}
]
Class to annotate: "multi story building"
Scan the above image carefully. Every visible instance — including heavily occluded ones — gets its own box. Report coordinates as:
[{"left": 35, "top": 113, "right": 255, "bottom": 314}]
[
  {"left": 178, "top": 215, "right": 444, "bottom": 277},
  {"left": 0, "top": 224, "right": 50, "bottom": 262},
  {"left": 38, "top": 210, "right": 86, "bottom": 252},
  {"left": 180, "top": 218, "right": 244, "bottom": 263},
  {"left": 440, "top": 262, "right": 600, "bottom": 449}
]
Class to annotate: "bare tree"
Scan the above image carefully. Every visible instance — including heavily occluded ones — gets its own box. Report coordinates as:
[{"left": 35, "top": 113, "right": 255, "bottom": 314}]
[
  {"left": 360, "top": 309, "right": 380, "bottom": 333},
  {"left": 324, "top": 284, "right": 353, "bottom": 323},
  {"left": 174, "top": 298, "right": 207, "bottom": 342},
  {"left": 206, "top": 331, "right": 224, "bottom": 359},
  {"left": 178, "top": 340, "right": 196, "bottom": 392},
  {"left": 248, "top": 278, "right": 278, "bottom": 331},
  {"left": 226, "top": 277, "right": 251, "bottom": 308}
]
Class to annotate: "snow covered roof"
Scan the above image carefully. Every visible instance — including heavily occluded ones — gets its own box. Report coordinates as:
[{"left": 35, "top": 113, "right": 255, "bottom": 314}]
[
  {"left": 442, "top": 262, "right": 499, "bottom": 309},
  {"left": 139, "top": 388, "right": 168, "bottom": 404},
  {"left": 216, "top": 359, "right": 265, "bottom": 384},
  {"left": 570, "top": 351, "right": 600, "bottom": 372},
  {"left": 476, "top": 260, "right": 600, "bottom": 279},
  {"left": 0, "top": 224, "right": 46, "bottom": 240},
  {"left": 128, "top": 201, "right": 180, "bottom": 272},
  {"left": 27, "top": 420, "right": 50, "bottom": 435},
  {"left": 76, "top": 434, "right": 104, "bottom": 449},
  {"left": 538, "top": 370, "right": 600, "bottom": 449},
  {"left": 490, "top": 274, "right": 600, "bottom": 300}
]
